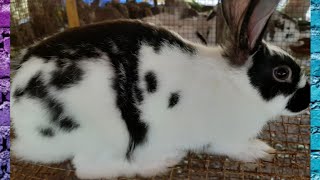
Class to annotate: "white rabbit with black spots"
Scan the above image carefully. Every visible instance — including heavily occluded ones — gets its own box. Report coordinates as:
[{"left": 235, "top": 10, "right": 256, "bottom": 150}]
[{"left": 11, "top": 0, "right": 309, "bottom": 179}]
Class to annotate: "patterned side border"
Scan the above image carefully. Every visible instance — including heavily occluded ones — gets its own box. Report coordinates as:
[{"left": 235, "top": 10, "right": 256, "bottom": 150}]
[
  {"left": 311, "top": 0, "right": 320, "bottom": 179},
  {"left": 0, "top": 0, "right": 10, "bottom": 179}
]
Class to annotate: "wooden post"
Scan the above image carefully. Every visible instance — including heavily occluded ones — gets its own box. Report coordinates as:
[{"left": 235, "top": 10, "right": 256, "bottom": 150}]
[{"left": 66, "top": 0, "right": 80, "bottom": 28}]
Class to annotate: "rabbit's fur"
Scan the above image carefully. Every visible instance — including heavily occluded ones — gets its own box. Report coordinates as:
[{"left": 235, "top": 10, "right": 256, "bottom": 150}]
[{"left": 11, "top": 0, "right": 309, "bottom": 179}]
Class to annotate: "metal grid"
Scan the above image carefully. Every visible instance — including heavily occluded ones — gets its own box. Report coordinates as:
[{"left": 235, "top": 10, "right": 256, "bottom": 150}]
[
  {"left": 10, "top": 0, "right": 68, "bottom": 74},
  {"left": 267, "top": 0, "right": 310, "bottom": 50},
  {"left": 10, "top": 0, "right": 310, "bottom": 179},
  {"left": 265, "top": 0, "right": 310, "bottom": 76},
  {"left": 75, "top": 0, "right": 218, "bottom": 46},
  {"left": 10, "top": 0, "right": 68, "bottom": 48}
]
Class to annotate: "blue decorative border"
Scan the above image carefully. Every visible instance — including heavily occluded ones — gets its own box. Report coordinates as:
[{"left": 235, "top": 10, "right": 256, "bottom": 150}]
[
  {"left": 0, "top": 0, "right": 10, "bottom": 179},
  {"left": 311, "top": 0, "right": 320, "bottom": 179}
]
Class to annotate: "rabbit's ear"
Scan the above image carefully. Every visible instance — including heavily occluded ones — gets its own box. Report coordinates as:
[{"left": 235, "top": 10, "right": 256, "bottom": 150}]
[
  {"left": 221, "top": 0, "right": 279, "bottom": 65},
  {"left": 221, "top": 0, "right": 250, "bottom": 38},
  {"left": 245, "top": 0, "right": 280, "bottom": 50}
]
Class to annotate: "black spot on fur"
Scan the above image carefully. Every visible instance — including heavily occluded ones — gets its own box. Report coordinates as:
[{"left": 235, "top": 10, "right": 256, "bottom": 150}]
[
  {"left": 134, "top": 86, "right": 144, "bottom": 103},
  {"left": 46, "top": 98, "right": 63, "bottom": 122},
  {"left": 56, "top": 59, "right": 67, "bottom": 68},
  {"left": 286, "top": 83, "right": 310, "bottom": 112},
  {"left": 22, "top": 73, "right": 79, "bottom": 132},
  {"left": 50, "top": 63, "right": 84, "bottom": 89},
  {"left": 13, "top": 88, "right": 24, "bottom": 98},
  {"left": 25, "top": 73, "right": 48, "bottom": 99},
  {"left": 39, "top": 127, "right": 55, "bottom": 137},
  {"left": 248, "top": 43, "right": 301, "bottom": 101},
  {"left": 168, "top": 92, "right": 180, "bottom": 108},
  {"left": 145, "top": 71, "right": 157, "bottom": 93},
  {"left": 59, "top": 117, "right": 80, "bottom": 131},
  {"left": 20, "top": 20, "right": 196, "bottom": 159},
  {"left": 46, "top": 98, "right": 80, "bottom": 132}
]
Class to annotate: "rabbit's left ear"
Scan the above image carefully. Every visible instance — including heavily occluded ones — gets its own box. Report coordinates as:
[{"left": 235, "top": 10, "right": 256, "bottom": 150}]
[
  {"left": 221, "top": 0, "right": 280, "bottom": 65},
  {"left": 245, "top": 0, "right": 280, "bottom": 51}
]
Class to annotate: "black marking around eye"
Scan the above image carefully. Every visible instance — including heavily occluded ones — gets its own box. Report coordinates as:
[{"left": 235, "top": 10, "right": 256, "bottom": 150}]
[
  {"left": 145, "top": 71, "right": 157, "bottom": 93},
  {"left": 168, "top": 92, "right": 180, "bottom": 108},
  {"left": 248, "top": 43, "right": 301, "bottom": 101},
  {"left": 50, "top": 64, "right": 84, "bottom": 89},
  {"left": 39, "top": 127, "right": 55, "bottom": 137}
]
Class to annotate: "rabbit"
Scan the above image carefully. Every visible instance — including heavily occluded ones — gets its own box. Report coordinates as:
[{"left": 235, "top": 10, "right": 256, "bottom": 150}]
[
  {"left": 265, "top": 11, "right": 301, "bottom": 47},
  {"left": 10, "top": 0, "right": 310, "bottom": 179}
]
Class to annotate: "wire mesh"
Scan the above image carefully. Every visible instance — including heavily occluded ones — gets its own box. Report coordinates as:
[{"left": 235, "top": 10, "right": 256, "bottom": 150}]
[
  {"left": 265, "top": 0, "right": 310, "bottom": 76},
  {"left": 10, "top": 0, "right": 68, "bottom": 48},
  {"left": 10, "top": 0, "right": 68, "bottom": 75},
  {"left": 10, "top": 0, "right": 310, "bottom": 179}
]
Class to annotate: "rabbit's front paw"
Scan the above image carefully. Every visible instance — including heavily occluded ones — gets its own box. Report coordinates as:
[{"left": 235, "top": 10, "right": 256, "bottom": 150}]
[{"left": 235, "top": 139, "right": 275, "bottom": 162}]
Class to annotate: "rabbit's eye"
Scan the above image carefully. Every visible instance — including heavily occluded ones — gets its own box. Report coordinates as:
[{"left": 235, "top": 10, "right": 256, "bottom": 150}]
[{"left": 273, "top": 65, "right": 292, "bottom": 82}]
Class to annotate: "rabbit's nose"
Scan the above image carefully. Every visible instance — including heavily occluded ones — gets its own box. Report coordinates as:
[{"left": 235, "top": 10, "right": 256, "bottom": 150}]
[{"left": 285, "top": 82, "right": 310, "bottom": 113}]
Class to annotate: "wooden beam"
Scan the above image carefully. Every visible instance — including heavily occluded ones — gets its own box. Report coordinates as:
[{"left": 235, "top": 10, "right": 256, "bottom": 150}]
[{"left": 66, "top": 0, "right": 80, "bottom": 28}]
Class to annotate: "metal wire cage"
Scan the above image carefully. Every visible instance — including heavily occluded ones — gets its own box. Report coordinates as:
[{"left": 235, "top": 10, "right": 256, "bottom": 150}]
[
  {"left": 10, "top": 0, "right": 68, "bottom": 72},
  {"left": 10, "top": 0, "right": 311, "bottom": 179}
]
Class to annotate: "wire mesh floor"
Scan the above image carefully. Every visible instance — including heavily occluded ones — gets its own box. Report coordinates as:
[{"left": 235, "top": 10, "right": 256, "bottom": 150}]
[{"left": 11, "top": 112, "right": 310, "bottom": 180}]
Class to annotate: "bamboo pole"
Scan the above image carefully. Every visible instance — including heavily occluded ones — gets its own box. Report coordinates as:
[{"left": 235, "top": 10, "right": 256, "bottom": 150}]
[{"left": 66, "top": 0, "right": 80, "bottom": 28}]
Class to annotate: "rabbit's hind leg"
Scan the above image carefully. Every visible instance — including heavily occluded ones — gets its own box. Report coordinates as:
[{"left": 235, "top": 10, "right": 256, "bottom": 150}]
[
  {"left": 11, "top": 97, "right": 74, "bottom": 164},
  {"left": 11, "top": 132, "right": 73, "bottom": 164},
  {"left": 73, "top": 153, "right": 136, "bottom": 179},
  {"left": 133, "top": 148, "right": 186, "bottom": 177},
  {"left": 73, "top": 150, "right": 183, "bottom": 179}
]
